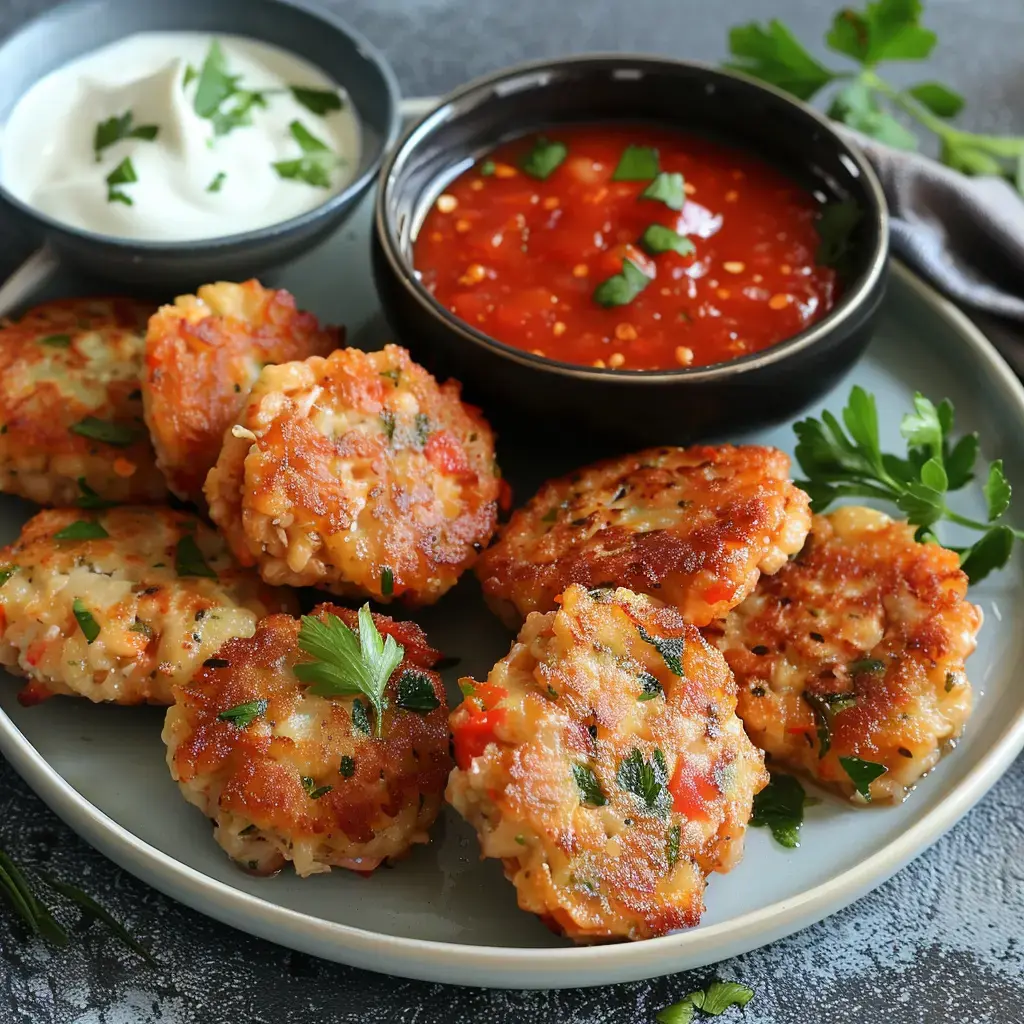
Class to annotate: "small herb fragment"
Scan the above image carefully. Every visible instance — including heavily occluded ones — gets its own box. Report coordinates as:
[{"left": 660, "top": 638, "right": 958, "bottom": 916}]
[
  {"left": 396, "top": 669, "right": 441, "bottom": 714},
  {"left": 291, "top": 86, "right": 343, "bottom": 116},
  {"left": 617, "top": 748, "right": 670, "bottom": 814},
  {"left": 203, "top": 657, "right": 229, "bottom": 668},
  {"left": 750, "top": 772, "right": 807, "bottom": 848},
  {"left": 640, "top": 172, "right": 685, "bottom": 211},
  {"left": 593, "top": 258, "right": 652, "bottom": 309},
  {"left": 94, "top": 110, "right": 159, "bottom": 161},
  {"left": 611, "top": 144, "right": 660, "bottom": 181},
  {"left": 293, "top": 605, "right": 404, "bottom": 738},
  {"left": 636, "top": 623, "right": 685, "bottom": 675},
  {"left": 71, "top": 417, "right": 139, "bottom": 447},
  {"left": 479, "top": 160, "right": 496, "bottom": 176},
  {"left": 0, "top": 566, "right": 17, "bottom": 587},
  {"left": 381, "top": 566, "right": 395, "bottom": 597},
  {"left": 656, "top": 981, "right": 755, "bottom": 1023},
  {"left": 848, "top": 658, "right": 885, "bottom": 675},
  {"left": 217, "top": 699, "right": 268, "bottom": 728},
  {"left": 206, "top": 171, "right": 227, "bottom": 193},
  {"left": 174, "top": 535, "right": 217, "bottom": 578},
  {"left": 638, "top": 671, "right": 663, "bottom": 702},
  {"left": 76, "top": 478, "right": 117, "bottom": 510},
  {"left": 0, "top": 848, "right": 67, "bottom": 948},
  {"left": 351, "top": 698, "right": 371, "bottom": 735},
  {"left": 666, "top": 824, "right": 681, "bottom": 867},
  {"left": 839, "top": 755, "right": 888, "bottom": 800},
  {"left": 339, "top": 755, "right": 356, "bottom": 778},
  {"left": 803, "top": 691, "right": 856, "bottom": 757},
  {"left": 572, "top": 763, "right": 607, "bottom": 807},
  {"left": 301, "top": 776, "right": 333, "bottom": 800},
  {"left": 520, "top": 137, "right": 567, "bottom": 180},
  {"left": 273, "top": 120, "right": 340, "bottom": 188},
  {"left": 641, "top": 224, "right": 696, "bottom": 257},
  {"left": 54, "top": 520, "right": 109, "bottom": 542},
  {"left": 39, "top": 334, "right": 71, "bottom": 348},
  {"left": 105, "top": 157, "right": 138, "bottom": 206},
  {"left": 72, "top": 599, "right": 100, "bottom": 644}
]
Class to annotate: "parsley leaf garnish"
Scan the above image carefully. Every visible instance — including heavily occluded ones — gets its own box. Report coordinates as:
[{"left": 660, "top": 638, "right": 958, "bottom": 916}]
[
  {"left": 572, "top": 763, "right": 607, "bottom": 807},
  {"left": 636, "top": 624, "right": 685, "bottom": 675},
  {"left": 339, "top": 755, "right": 356, "bottom": 778},
  {"left": 301, "top": 776, "right": 333, "bottom": 800},
  {"left": 839, "top": 755, "right": 888, "bottom": 800},
  {"left": 0, "top": 566, "right": 17, "bottom": 587},
  {"left": 70, "top": 417, "right": 139, "bottom": 447},
  {"left": 750, "top": 772, "right": 807, "bottom": 848},
  {"left": 105, "top": 157, "right": 138, "bottom": 206},
  {"left": 293, "top": 605, "right": 404, "bottom": 738},
  {"left": 273, "top": 120, "right": 340, "bottom": 188},
  {"left": 192, "top": 40, "right": 240, "bottom": 118},
  {"left": 54, "top": 520, "right": 108, "bottom": 541},
  {"left": 72, "top": 599, "right": 100, "bottom": 644},
  {"left": 77, "top": 478, "right": 117, "bottom": 510},
  {"left": 350, "top": 698, "right": 371, "bottom": 735},
  {"left": 666, "top": 824, "right": 681, "bottom": 867},
  {"left": 206, "top": 171, "right": 227, "bottom": 193},
  {"left": 174, "top": 535, "right": 217, "bottom": 578},
  {"left": 640, "top": 172, "right": 685, "bottom": 211},
  {"left": 395, "top": 669, "right": 441, "bottom": 714},
  {"left": 638, "top": 671, "right": 663, "bottom": 702},
  {"left": 617, "top": 748, "right": 670, "bottom": 814},
  {"left": 39, "top": 333, "right": 71, "bottom": 348},
  {"left": 93, "top": 111, "right": 159, "bottom": 162},
  {"left": 656, "top": 981, "right": 755, "bottom": 1023},
  {"left": 641, "top": 224, "right": 695, "bottom": 257},
  {"left": 381, "top": 566, "right": 395, "bottom": 597},
  {"left": 794, "top": 385, "right": 1020, "bottom": 583},
  {"left": 593, "top": 258, "right": 652, "bottom": 309},
  {"left": 848, "top": 657, "right": 885, "bottom": 675},
  {"left": 216, "top": 699, "right": 267, "bottom": 728},
  {"left": 520, "top": 137, "right": 567, "bottom": 180},
  {"left": 724, "top": 3, "right": 1024, "bottom": 196},
  {"left": 291, "top": 86, "right": 343, "bottom": 116},
  {"left": 803, "top": 691, "right": 856, "bottom": 757},
  {"left": 612, "top": 144, "right": 659, "bottom": 181}
]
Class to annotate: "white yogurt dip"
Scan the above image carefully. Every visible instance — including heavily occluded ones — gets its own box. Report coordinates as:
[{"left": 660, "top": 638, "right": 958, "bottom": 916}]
[{"left": 0, "top": 32, "right": 362, "bottom": 240}]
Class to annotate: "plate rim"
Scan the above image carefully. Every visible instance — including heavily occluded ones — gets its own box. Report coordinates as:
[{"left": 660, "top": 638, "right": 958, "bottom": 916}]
[{"left": 1, "top": 259, "right": 1023, "bottom": 989}]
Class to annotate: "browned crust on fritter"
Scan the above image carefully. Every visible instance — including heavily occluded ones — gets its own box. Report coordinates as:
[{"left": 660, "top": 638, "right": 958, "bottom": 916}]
[
  {"left": 142, "top": 280, "right": 341, "bottom": 502},
  {"left": 476, "top": 444, "right": 811, "bottom": 628},
  {"left": 167, "top": 604, "right": 451, "bottom": 873},
  {"left": 707, "top": 508, "right": 981, "bottom": 801}
]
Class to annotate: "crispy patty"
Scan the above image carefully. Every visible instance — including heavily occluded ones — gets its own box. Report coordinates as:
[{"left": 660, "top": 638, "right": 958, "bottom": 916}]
[
  {"left": 0, "top": 508, "right": 296, "bottom": 705},
  {"left": 163, "top": 604, "right": 451, "bottom": 876},
  {"left": 0, "top": 297, "right": 166, "bottom": 506},
  {"left": 708, "top": 506, "right": 981, "bottom": 802},
  {"left": 205, "top": 344, "right": 501, "bottom": 605},
  {"left": 143, "top": 280, "right": 340, "bottom": 503},
  {"left": 476, "top": 445, "right": 811, "bottom": 629},
  {"left": 446, "top": 584, "right": 767, "bottom": 942}
]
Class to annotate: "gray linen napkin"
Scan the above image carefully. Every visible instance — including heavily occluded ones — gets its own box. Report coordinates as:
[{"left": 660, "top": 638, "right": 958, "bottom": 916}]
[{"left": 839, "top": 126, "right": 1024, "bottom": 322}]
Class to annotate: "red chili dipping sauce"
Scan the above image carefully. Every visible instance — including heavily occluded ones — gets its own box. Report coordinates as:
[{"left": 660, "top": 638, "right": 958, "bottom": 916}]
[{"left": 413, "top": 126, "right": 838, "bottom": 370}]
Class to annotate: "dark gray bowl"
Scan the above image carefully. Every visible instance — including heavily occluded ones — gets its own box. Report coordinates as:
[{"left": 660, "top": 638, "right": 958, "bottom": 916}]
[
  {"left": 373, "top": 55, "right": 889, "bottom": 445},
  {"left": 0, "top": 0, "right": 400, "bottom": 289}
]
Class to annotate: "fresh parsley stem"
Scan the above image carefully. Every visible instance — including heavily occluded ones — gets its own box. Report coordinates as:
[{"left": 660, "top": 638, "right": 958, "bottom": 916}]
[{"left": 942, "top": 507, "right": 1024, "bottom": 539}]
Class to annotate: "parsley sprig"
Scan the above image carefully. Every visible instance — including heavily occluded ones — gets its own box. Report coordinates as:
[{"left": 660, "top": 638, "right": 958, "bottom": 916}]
[
  {"left": 794, "top": 386, "right": 1019, "bottom": 583},
  {"left": 273, "top": 121, "right": 341, "bottom": 189},
  {"left": 726, "top": 0, "right": 1024, "bottom": 194},
  {"left": 293, "top": 605, "right": 404, "bottom": 737},
  {"left": 656, "top": 981, "right": 755, "bottom": 1023}
]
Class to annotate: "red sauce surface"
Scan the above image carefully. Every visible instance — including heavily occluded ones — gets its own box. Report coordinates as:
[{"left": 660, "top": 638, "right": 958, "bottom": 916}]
[{"left": 414, "top": 126, "right": 837, "bottom": 370}]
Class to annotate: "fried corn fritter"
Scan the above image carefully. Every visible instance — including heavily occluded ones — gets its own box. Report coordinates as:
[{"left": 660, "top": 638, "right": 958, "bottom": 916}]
[
  {"left": 0, "top": 508, "right": 296, "bottom": 706},
  {"left": 446, "top": 584, "right": 767, "bottom": 942},
  {"left": 476, "top": 445, "right": 811, "bottom": 629},
  {"left": 205, "top": 344, "right": 501, "bottom": 605},
  {"left": 0, "top": 297, "right": 166, "bottom": 506},
  {"left": 142, "top": 280, "right": 340, "bottom": 503},
  {"left": 163, "top": 604, "right": 451, "bottom": 877},
  {"left": 708, "top": 506, "right": 981, "bottom": 803}
]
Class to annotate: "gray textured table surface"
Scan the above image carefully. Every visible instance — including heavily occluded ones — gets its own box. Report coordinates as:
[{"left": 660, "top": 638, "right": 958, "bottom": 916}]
[{"left": 1, "top": 2, "right": 1023, "bottom": 1022}]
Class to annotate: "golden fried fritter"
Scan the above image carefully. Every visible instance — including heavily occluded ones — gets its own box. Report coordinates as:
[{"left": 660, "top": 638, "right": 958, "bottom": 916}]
[
  {"left": 0, "top": 297, "right": 166, "bottom": 506},
  {"left": 0, "top": 508, "right": 296, "bottom": 706},
  {"left": 708, "top": 506, "right": 981, "bottom": 802},
  {"left": 163, "top": 604, "right": 451, "bottom": 876},
  {"left": 476, "top": 445, "right": 810, "bottom": 629},
  {"left": 142, "top": 280, "right": 340, "bottom": 502},
  {"left": 205, "top": 344, "right": 500, "bottom": 605},
  {"left": 446, "top": 584, "right": 767, "bottom": 943}
]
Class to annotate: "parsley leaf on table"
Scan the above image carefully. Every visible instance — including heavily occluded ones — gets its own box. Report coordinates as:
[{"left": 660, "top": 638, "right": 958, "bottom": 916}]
[{"left": 656, "top": 981, "right": 756, "bottom": 1023}]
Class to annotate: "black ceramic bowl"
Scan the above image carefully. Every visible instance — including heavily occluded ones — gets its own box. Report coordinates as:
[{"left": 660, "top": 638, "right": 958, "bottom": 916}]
[
  {"left": 373, "top": 55, "right": 888, "bottom": 445},
  {"left": 0, "top": 0, "right": 400, "bottom": 289}
]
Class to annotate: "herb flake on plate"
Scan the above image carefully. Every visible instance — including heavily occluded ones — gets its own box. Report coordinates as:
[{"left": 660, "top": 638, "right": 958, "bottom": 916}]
[
  {"left": 839, "top": 755, "right": 888, "bottom": 800},
  {"left": 217, "top": 699, "right": 268, "bottom": 728},
  {"left": 572, "top": 763, "right": 607, "bottom": 807},
  {"left": 72, "top": 599, "right": 100, "bottom": 644},
  {"left": 750, "top": 772, "right": 807, "bottom": 848},
  {"left": 54, "top": 520, "right": 109, "bottom": 542},
  {"left": 395, "top": 669, "right": 441, "bottom": 714},
  {"left": 70, "top": 417, "right": 139, "bottom": 446}
]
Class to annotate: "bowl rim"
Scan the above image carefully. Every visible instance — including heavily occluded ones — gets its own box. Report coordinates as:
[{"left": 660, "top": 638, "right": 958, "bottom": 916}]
[
  {"left": 0, "top": 0, "right": 402, "bottom": 252},
  {"left": 375, "top": 52, "right": 890, "bottom": 383}
]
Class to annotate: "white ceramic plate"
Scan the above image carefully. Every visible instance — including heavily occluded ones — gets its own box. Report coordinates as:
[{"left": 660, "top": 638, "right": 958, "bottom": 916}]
[{"left": 1, "top": 189, "right": 1024, "bottom": 990}]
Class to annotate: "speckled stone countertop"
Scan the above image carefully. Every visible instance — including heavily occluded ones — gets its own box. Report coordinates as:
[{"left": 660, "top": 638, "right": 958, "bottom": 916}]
[{"left": 1, "top": 2, "right": 1023, "bottom": 1022}]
